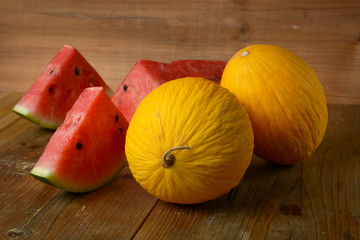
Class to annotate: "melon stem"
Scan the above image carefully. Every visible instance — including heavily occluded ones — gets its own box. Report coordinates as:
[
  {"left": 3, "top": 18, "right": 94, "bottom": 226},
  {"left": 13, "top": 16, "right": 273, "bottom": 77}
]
[{"left": 162, "top": 146, "right": 190, "bottom": 168}]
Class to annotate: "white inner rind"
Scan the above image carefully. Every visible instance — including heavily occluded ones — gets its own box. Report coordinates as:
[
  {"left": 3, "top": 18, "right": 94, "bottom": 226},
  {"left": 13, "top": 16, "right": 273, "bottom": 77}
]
[{"left": 12, "top": 104, "right": 60, "bottom": 130}]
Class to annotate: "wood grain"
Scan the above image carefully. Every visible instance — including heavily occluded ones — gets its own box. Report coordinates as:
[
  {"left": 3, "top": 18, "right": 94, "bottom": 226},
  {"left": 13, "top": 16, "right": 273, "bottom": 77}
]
[
  {"left": 0, "top": 0, "right": 359, "bottom": 104},
  {"left": 0, "top": 93, "right": 359, "bottom": 239}
]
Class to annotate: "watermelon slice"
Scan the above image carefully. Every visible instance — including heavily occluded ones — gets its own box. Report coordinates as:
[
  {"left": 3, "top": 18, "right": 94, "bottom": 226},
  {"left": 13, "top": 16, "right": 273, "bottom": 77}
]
[
  {"left": 30, "top": 87, "right": 128, "bottom": 193},
  {"left": 111, "top": 59, "right": 226, "bottom": 122},
  {"left": 13, "top": 45, "right": 113, "bottom": 130}
]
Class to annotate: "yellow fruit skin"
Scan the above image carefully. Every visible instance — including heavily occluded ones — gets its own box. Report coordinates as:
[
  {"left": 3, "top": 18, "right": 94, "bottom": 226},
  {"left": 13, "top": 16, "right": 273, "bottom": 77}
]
[
  {"left": 125, "top": 77, "right": 254, "bottom": 204},
  {"left": 221, "top": 44, "right": 328, "bottom": 165}
]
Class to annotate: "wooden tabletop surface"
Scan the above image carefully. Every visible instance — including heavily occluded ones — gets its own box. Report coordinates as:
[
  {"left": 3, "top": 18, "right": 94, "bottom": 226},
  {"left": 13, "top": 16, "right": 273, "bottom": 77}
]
[{"left": 1, "top": 0, "right": 359, "bottom": 239}]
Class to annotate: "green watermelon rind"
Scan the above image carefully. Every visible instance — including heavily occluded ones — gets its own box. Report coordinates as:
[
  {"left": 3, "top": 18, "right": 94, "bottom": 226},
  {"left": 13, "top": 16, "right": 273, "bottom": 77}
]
[
  {"left": 12, "top": 104, "right": 60, "bottom": 130},
  {"left": 30, "top": 167, "right": 58, "bottom": 188},
  {"left": 30, "top": 160, "right": 127, "bottom": 193}
]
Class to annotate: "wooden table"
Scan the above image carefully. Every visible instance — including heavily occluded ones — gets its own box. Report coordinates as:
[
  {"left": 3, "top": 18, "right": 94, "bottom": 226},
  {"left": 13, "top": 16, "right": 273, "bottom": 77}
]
[{"left": 1, "top": 0, "right": 359, "bottom": 239}]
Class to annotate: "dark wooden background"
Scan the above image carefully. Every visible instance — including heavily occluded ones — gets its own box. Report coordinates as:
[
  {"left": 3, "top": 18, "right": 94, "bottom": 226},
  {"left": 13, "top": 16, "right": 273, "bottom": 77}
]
[
  {"left": 1, "top": 0, "right": 359, "bottom": 103},
  {"left": 0, "top": 0, "right": 359, "bottom": 239}
]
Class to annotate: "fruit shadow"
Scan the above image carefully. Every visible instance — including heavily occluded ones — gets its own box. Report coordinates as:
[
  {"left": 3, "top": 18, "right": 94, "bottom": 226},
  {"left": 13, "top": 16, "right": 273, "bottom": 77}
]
[{"left": 164, "top": 154, "right": 299, "bottom": 225}]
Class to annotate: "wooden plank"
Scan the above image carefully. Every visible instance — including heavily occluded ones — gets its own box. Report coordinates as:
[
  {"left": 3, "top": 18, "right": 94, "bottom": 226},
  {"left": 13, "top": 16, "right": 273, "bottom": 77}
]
[
  {"left": 132, "top": 105, "right": 360, "bottom": 240},
  {"left": 0, "top": 103, "right": 359, "bottom": 239},
  {"left": 0, "top": 93, "right": 158, "bottom": 239},
  {"left": 0, "top": 0, "right": 359, "bottom": 104}
]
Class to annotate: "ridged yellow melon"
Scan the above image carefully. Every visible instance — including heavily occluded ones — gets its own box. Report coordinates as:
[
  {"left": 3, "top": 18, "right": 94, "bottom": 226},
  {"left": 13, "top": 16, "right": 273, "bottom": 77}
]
[{"left": 125, "top": 77, "right": 254, "bottom": 204}]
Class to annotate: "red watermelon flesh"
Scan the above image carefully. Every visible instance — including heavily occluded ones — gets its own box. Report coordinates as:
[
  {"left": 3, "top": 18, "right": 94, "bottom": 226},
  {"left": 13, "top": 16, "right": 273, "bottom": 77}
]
[
  {"left": 30, "top": 87, "right": 128, "bottom": 193},
  {"left": 13, "top": 45, "right": 113, "bottom": 130},
  {"left": 111, "top": 59, "right": 226, "bottom": 122}
]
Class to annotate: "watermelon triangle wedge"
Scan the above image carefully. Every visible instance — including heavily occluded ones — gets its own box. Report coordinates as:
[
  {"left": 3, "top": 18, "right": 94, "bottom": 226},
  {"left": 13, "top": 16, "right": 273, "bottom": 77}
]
[
  {"left": 30, "top": 87, "right": 128, "bottom": 193},
  {"left": 111, "top": 59, "right": 226, "bottom": 123},
  {"left": 13, "top": 45, "right": 113, "bottom": 130}
]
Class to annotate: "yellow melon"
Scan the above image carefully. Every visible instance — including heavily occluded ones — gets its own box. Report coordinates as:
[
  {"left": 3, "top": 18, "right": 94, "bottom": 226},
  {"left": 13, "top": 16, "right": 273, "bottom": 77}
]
[
  {"left": 125, "top": 77, "right": 254, "bottom": 204},
  {"left": 221, "top": 44, "right": 328, "bottom": 165}
]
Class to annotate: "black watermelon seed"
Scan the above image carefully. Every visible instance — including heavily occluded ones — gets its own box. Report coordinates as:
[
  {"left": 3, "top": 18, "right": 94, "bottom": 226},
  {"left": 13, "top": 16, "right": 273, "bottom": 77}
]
[
  {"left": 48, "top": 86, "right": 53, "bottom": 93},
  {"left": 119, "top": 128, "right": 123, "bottom": 134},
  {"left": 76, "top": 142, "right": 83, "bottom": 150},
  {"left": 115, "top": 115, "right": 119, "bottom": 123},
  {"left": 123, "top": 84, "right": 128, "bottom": 91},
  {"left": 49, "top": 70, "right": 54, "bottom": 75},
  {"left": 74, "top": 67, "right": 80, "bottom": 76}
]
